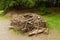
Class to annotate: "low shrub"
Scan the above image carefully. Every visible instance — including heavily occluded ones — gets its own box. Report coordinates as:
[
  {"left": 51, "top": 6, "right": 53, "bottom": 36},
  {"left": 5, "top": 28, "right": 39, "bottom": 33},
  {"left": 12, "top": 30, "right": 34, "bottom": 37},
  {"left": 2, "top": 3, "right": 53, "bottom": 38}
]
[
  {"left": 0, "top": 10, "right": 5, "bottom": 15},
  {"left": 38, "top": 7, "right": 51, "bottom": 15}
]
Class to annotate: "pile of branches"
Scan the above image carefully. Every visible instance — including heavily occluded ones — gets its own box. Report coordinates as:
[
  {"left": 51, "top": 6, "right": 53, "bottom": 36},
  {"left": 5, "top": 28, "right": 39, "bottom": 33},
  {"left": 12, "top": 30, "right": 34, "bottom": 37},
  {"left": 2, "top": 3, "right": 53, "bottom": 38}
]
[{"left": 11, "top": 13, "right": 48, "bottom": 36}]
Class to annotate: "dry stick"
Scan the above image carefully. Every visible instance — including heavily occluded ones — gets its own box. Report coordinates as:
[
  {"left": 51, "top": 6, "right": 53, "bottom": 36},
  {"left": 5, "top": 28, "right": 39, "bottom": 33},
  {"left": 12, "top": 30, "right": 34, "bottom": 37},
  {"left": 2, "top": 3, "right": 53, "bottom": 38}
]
[{"left": 28, "top": 28, "right": 46, "bottom": 36}]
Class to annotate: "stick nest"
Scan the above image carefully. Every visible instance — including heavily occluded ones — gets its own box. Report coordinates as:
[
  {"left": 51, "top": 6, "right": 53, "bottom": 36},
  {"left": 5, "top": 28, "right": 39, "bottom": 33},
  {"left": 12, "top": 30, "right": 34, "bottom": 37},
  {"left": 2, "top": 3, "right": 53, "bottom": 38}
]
[{"left": 11, "top": 13, "right": 48, "bottom": 36}]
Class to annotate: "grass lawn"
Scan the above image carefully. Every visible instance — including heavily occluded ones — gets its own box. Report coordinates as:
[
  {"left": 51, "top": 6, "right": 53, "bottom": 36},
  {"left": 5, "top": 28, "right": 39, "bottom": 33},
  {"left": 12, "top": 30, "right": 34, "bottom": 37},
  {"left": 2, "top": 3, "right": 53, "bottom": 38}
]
[
  {"left": 0, "top": 16, "right": 10, "bottom": 21},
  {"left": 44, "top": 14, "right": 60, "bottom": 30}
]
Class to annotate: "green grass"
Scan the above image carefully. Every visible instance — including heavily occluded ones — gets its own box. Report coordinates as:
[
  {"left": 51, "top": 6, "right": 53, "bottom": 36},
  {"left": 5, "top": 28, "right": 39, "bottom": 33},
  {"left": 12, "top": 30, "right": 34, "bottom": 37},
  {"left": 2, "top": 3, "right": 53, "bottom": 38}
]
[
  {"left": 0, "top": 10, "right": 4, "bottom": 15},
  {"left": 0, "top": 17, "right": 10, "bottom": 21},
  {"left": 44, "top": 15, "right": 60, "bottom": 30}
]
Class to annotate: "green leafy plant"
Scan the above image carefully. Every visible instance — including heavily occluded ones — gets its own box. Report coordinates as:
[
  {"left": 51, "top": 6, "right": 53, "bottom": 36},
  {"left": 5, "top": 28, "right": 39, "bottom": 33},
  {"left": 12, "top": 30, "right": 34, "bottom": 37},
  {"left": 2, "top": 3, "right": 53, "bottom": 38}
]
[
  {"left": 0, "top": 0, "right": 40, "bottom": 10},
  {"left": 0, "top": 10, "right": 5, "bottom": 15},
  {"left": 38, "top": 7, "right": 51, "bottom": 15}
]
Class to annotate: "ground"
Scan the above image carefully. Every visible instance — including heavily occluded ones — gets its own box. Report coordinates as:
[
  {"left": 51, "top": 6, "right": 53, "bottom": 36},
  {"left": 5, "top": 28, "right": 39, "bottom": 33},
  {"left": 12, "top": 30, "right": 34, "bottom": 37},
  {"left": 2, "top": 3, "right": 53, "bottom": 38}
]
[{"left": 0, "top": 15, "right": 60, "bottom": 40}]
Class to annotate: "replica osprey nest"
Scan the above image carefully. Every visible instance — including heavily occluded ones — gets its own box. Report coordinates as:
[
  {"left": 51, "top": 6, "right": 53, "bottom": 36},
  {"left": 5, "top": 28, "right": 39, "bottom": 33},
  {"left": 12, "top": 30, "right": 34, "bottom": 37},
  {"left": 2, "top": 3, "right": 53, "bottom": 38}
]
[{"left": 11, "top": 13, "right": 48, "bottom": 36}]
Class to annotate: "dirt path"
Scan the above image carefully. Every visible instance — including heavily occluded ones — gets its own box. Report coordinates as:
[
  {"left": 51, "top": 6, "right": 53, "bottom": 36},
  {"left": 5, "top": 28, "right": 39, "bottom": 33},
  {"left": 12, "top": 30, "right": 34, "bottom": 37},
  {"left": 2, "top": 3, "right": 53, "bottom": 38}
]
[{"left": 0, "top": 21, "right": 60, "bottom": 40}]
